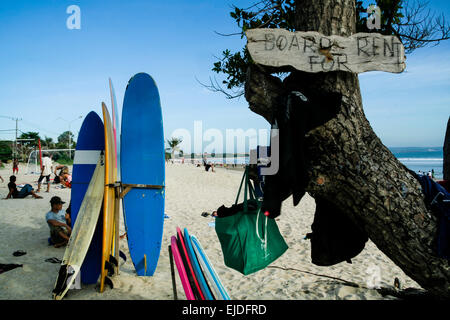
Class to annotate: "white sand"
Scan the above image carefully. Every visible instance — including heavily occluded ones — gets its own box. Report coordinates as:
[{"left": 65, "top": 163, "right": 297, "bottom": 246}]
[{"left": 0, "top": 162, "right": 421, "bottom": 300}]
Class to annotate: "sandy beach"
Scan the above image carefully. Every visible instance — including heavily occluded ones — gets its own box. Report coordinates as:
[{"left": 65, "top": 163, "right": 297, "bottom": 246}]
[{"left": 0, "top": 161, "right": 421, "bottom": 300}]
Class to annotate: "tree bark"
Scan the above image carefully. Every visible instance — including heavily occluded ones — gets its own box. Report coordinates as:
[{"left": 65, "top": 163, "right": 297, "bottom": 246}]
[{"left": 245, "top": 0, "right": 450, "bottom": 298}]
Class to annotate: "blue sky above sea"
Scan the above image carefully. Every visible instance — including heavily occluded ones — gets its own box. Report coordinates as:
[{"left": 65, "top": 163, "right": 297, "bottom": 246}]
[{"left": 0, "top": 0, "right": 449, "bottom": 155}]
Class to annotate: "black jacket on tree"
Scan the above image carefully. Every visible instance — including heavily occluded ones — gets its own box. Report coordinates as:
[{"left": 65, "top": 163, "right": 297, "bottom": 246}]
[{"left": 262, "top": 89, "right": 369, "bottom": 266}]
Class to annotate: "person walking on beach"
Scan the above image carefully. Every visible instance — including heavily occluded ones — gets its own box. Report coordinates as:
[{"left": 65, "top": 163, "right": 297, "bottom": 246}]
[
  {"left": 37, "top": 153, "right": 52, "bottom": 193},
  {"left": 4, "top": 175, "right": 42, "bottom": 199},
  {"left": 12, "top": 158, "right": 19, "bottom": 174},
  {"left": 46, "top": 196, "right": 71, "bottom": 248}
]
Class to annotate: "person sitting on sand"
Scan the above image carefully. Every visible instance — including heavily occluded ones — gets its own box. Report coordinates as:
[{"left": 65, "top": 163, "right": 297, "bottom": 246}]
[
  {"left": 53, "top": 165, "right": 72, "bottom": 188},
  {"left": 46, "top": 196, "right": 72, "bottom": 248},
  {"left": 206, "top": 162, "right": 215, "bottom": 172},
  {"left": 202, "top": 155, "right": 215, "bottom": 172},
  {"left": 4, "top": 175, "right": 42, "bottom": 199},
  {"left": 61, "top": 172, "right": 72, "bottom": 188},
  {"left": 54, "top": 164, "right": 69, "bottom": 175},
  {"left": 53, "top": 165, "right": 68, "bottom": 183}
]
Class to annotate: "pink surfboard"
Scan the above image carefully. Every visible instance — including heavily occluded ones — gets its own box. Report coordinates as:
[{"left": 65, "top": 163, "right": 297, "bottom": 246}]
[
  {"left": 171, "top": 236, "right": 194, "bottom": 300},
  {"left": 109, "top": 78, "right": 120, "bottom": 178},
  {"left": 176, "top": 227, "right": 205, "bottom": 300}
]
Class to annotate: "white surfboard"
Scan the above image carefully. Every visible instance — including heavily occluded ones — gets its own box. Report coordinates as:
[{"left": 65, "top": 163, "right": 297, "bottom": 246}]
[{"left": 52, "top": 156, "right": 105, "bottom": 300}]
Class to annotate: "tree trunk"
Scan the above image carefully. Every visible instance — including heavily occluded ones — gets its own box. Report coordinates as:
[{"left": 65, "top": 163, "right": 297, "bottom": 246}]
[{"left": 245, "top": 0, "right": 450, "bottom": 298}]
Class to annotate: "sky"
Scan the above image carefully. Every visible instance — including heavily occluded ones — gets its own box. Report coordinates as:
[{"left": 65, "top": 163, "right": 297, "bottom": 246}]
[{"left": 0, "top": 0, "right": 449, "bottom": 154}]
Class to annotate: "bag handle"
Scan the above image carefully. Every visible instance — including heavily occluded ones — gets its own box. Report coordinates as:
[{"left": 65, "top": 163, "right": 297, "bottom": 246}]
[
  {"left": 234, "top": 166, "right": 256, "bottom": 208},
  {"left": 235, "top": 166, "right": 268, "bottom": 255},
  {"left": 234, "top": 168, "right": 246, "bottom": 205}
]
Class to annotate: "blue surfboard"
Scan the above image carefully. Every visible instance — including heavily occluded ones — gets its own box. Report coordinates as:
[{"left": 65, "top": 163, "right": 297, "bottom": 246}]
[
  {"left": 121, "top": 73, "right": 165, "bottom": 276},
  {"left": 71, "top": 111, "right": 104, "bottom": 284},
  {"left": 184, "top": 228, "right": 214, "bottom": 300},
  {"left": 191, "top": 235, "right": 230, "bottom": 300}
]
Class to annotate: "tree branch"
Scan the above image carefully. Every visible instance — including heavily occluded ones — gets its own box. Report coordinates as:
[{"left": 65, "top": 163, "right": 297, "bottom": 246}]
[
  {"left": 195, "top": 76, "right": 245, "bottom": 100},
  {"left": 395, "top": 0, "right": 450, "bottom": 52}
]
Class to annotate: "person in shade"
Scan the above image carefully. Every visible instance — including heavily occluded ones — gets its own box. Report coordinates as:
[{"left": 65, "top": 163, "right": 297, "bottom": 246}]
[
  {"left": 65, "top": 201, "right": 72, "bottom": 227},
  {"left": 46, "top": 196, "right": 72, "bottom": 248},
  {"left": 4, "top": 175, "right": 42, "bottom": 199}
]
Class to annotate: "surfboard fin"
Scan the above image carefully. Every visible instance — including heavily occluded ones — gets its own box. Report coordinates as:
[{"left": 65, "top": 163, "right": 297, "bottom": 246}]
[
  {"left": 104, "top": 276, "right": 114, "bottom": 290},
  {"left": 119, "top": 250, "right": 127, "bottom": 262},
  {"left": 52, "top": 265, "right": 73, "bottom": 300},
  {"left": 104, "top": 260, "right": 115, "bottom": 276},
  {"left": 109, "top": 255, "right": 118, "bottom": 267},
  {"left": 109, "top": 255, "right": 119, "bottom": 275}
]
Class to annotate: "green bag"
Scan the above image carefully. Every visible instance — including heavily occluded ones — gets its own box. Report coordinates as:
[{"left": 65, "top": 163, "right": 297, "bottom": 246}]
[{"left": 215, "top": 167, "right": 288, "bottom": 275}]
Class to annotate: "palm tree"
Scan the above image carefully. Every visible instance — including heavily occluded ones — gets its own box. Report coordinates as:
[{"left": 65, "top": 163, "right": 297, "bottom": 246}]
[
  {"left": 18, "top": 131, "right": 41, "bottom": 161},
  {"left": 43, "top": 136, "right": 55, "bottom": 149},
  {"left": 166, "top": 137, "right": 183, "bottom": 160}
]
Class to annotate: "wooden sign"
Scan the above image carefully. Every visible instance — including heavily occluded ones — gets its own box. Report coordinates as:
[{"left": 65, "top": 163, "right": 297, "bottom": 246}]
[{"left": 246, "top": 29, "right": 406, "bottom": 73}]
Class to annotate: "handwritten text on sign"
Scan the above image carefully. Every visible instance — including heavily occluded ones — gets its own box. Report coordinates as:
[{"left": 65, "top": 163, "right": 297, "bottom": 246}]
[{"left": 246, "top": 29, "right": 406, "bottom": 73}]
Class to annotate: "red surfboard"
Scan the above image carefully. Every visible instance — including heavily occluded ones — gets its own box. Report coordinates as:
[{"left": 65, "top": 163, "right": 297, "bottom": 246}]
[
  {"left": 171, "top": 236, "right": 194, "bottom": 300},
  {"left": 176, "top": 227, "right": 205, "bottom": 300}
]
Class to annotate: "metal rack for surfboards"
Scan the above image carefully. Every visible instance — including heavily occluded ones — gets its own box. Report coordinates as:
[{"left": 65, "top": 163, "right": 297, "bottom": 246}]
[
  {"left": 116, "top": 183, "right": 164, "bottom": 199},
  {"left": 108, "top": 182, "right": 164, "bottom": 206},
  {"left": 107, "top": 182, "right": 164, "bottom": 278},
  {"left": 168, "top": 245, "right": 178, "bottom": 300}
]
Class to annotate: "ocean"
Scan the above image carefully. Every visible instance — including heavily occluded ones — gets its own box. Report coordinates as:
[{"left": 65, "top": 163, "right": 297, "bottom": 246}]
[
  {"left": 389, "top": 147, "right": 444, "bottom": 179},
  {"left": 201, "top": 147, "right": 444, "bottom": 179}
]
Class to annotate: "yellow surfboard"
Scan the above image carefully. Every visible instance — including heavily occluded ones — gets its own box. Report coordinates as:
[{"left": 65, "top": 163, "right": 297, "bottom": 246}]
[{"left": 100, "top": 102, "right": 118, "bottom": 292}]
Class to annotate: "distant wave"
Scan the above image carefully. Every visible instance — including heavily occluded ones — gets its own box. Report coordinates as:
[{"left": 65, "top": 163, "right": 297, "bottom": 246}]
[{"left": 397, "top": 158, "right": 443, "bottom": 161}]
